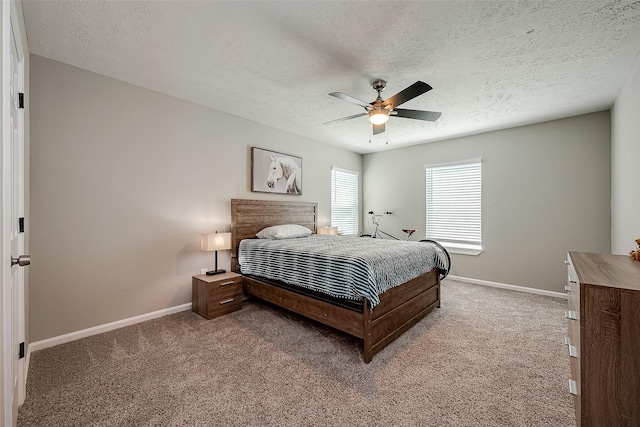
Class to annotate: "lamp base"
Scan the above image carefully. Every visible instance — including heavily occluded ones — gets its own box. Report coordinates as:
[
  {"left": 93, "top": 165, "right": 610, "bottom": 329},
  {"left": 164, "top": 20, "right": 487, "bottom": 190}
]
[{"left": 205, "top": 269, "right": 226, "bottom": 276}]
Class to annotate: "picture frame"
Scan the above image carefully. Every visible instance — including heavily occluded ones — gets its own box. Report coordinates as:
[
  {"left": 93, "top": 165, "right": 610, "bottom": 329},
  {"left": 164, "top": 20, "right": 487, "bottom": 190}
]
[{"left": 251, "top": 147, "right": 302, "bottom": 195}]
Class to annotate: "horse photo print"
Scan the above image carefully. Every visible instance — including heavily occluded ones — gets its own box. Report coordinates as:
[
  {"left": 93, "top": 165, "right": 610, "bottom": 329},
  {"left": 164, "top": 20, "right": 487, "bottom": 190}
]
[{"left": 251, "top": 147, "right": 302, "bottom": 195}]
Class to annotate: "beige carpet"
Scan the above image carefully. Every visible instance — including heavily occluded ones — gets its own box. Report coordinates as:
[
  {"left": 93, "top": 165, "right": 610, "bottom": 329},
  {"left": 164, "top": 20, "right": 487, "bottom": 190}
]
[{"left": 18, "top": 279, "right": 574, "bottom": 426}]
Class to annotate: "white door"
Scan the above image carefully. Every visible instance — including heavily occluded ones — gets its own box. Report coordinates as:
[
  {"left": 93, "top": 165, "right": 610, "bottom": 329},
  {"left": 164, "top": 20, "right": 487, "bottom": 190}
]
[
  {"left": 9, "top": 13, "right": 26, "bottom": 408},
  {"left": 3, "top": 2, "right": 27, "bottom": 424}
]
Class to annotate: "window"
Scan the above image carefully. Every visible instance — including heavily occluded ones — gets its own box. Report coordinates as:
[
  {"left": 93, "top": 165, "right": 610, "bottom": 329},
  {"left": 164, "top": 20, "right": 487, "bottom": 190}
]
[
  {"left": 331, "top": 167, "right": 359, "bottom": 236},
  {"left": 425, "top": 161, "right": 482, "bottom": 254}
]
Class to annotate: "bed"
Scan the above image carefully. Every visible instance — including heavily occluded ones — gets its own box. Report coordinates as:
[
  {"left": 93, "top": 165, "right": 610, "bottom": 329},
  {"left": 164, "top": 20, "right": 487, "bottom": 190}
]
[{"left": 231, "top": 198, "right": 444, "bottom": 363}]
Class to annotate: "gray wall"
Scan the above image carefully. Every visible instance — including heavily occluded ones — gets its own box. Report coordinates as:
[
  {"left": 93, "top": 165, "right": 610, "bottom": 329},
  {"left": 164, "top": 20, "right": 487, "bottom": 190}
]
[
  {"left": 611, "top": 52, "right": 640, "bottom": 254},
  {"left": 29, "top": 55, "right": 361, "bottom": 342},
  {"left": 363, "top": 112, "right": 611, "bottom": 293}
]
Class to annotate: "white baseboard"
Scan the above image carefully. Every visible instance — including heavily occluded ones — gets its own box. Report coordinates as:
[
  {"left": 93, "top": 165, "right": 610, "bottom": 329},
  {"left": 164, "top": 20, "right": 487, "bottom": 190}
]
[
  {"left": 446, "top": 275, "right": 568, "bottom": 299},
  {"left": 27, "top": 302, "right": 192, "bottom": 355}
]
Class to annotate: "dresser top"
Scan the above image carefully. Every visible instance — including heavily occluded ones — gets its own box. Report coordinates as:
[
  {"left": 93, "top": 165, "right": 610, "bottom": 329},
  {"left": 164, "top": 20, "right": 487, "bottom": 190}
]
[{"left": 569, "top": 252, "right": 640, "bottom": 292}]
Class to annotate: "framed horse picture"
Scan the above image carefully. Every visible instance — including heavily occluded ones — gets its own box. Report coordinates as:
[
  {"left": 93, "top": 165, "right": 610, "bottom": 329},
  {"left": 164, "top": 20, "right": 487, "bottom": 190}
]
[{"left": 251, "top": 147, "right": 302, "bottom": 195}]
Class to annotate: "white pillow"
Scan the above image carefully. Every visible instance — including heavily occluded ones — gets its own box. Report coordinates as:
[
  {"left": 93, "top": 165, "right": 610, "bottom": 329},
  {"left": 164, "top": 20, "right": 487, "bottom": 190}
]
[{"left": 256, "top": 224, "right": 312, "bottom": 239}]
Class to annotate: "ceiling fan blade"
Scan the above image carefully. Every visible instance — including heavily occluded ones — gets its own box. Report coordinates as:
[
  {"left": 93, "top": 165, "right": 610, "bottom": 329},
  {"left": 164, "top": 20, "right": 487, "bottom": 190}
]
[
  {"left": 383, "top": 81, "right": 433, "bottom": 109},
  {"left": 323, "top": 113, "right": 367, "bottom": 125},
  {"left": 393, "top": 108, "right": 442, "bottom": 122},
  {"left": 329, "top": 92, "right": 371, "bottom": 108},
  {"left": 373, "top": 123, "right": 385, "bottom": 135}
]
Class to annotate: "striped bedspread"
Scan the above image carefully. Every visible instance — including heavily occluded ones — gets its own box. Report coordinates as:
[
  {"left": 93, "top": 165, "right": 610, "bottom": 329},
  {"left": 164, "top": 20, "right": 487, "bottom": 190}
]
[{"left": 238, "top": 235, "right": 438, "bottom": 309}]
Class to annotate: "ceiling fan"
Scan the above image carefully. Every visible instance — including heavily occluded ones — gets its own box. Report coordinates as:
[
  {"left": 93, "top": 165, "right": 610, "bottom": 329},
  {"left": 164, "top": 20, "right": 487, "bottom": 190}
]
[{"left": 325, "top": 80, "right": 441, "bottom": 135}]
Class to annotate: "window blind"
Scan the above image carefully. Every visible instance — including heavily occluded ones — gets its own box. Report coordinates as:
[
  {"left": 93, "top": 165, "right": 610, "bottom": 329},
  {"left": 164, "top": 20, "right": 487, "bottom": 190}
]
[
  {"left": 425, "top": 161, "right": 481, "bottom": 248},
  {"left": 331, "top": 167, "right": 359, "bottom": 236}
]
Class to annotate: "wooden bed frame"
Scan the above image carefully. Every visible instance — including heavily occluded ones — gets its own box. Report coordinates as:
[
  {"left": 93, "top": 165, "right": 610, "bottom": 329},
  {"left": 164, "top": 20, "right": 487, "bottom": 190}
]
[{"left": 230, "top": 198, "right": 441, "bottom": 363}]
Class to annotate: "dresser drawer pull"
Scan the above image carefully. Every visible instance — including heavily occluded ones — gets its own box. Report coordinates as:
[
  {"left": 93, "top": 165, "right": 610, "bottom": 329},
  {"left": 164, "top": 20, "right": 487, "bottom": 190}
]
[
  {"left": 219, "top": 298, "right": 235, "bottom": 305},
  {"left": 565, "top": 310, "right": 577, "bottom": 320},
  {"left": 569, "top": 379, "right": 578, "bottom": 395},
  {"left": 569, "top": 345, "right": 578, "bottom": 358},
  {"left": 564, "top": 260, "right": 570, "bottom": 265},
  {"left": 219, "top": 281, "right": 235, "bottom": 287},
  {"left": 564, "top": 336, "right": 571, "bottom": 345},
  {"left": 564, "top": 285, "right": 571, "bottom": 292}
]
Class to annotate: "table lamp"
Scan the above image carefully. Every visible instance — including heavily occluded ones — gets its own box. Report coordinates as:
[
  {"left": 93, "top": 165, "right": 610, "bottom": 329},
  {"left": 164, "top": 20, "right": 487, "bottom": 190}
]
[{"left": 200, "top": 231, "right": 232, "bottom": 275}]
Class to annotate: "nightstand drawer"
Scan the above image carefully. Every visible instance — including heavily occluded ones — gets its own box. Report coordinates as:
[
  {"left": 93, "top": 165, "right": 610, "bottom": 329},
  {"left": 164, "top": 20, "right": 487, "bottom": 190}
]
[
  {"left": 208, "top": 283, "right": 241, "bottom": 303},
  {"left": 209, "top": 276, "right": 242, "bottom": 293},
  {"left": 207, "top": 293, "right": 242, "bottom": 319}
]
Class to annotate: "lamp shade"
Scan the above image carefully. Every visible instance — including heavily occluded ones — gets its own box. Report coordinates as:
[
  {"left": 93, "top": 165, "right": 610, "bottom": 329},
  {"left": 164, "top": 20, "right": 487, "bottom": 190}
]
[
  {"left": 200, "top": 232, "right": 232, "bottom": 252},
  {"left": 318, "top": 227, "right": 338, "bottom": 236}
]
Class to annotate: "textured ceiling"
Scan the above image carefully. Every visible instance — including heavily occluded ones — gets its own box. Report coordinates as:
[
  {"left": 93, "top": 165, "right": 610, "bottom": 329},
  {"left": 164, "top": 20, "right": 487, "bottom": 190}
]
[{"left": 22, "top": 1, "right": 640, "bottom": 154}]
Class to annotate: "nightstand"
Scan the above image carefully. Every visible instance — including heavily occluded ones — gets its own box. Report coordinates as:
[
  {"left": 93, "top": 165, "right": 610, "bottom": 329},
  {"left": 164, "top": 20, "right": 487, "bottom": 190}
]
[{"left": 192, "top": 272, "right": 243, "bottom": 319}]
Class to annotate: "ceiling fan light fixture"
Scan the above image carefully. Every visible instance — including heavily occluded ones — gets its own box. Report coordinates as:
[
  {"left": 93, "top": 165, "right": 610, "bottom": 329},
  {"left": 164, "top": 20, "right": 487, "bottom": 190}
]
[
  {"left": 327, "top": 80, "right": 440, "bottom": 135},
  {"left": 369, "top": 109, "right": 389, "bottom": 125}
]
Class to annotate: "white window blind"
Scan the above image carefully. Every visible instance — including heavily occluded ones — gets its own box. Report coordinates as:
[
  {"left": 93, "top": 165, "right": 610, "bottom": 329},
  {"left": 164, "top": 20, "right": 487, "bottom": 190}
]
[
  {"left": 331, "top": 167, "right": 359, "bottom": 236},
  {"left": 425, "top": 161, "right": 482, "bottom": 249}
]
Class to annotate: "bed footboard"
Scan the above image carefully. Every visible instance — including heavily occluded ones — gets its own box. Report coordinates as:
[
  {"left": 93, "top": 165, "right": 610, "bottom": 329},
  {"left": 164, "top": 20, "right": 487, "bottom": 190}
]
[
  {"left": 363, "top": 269, "right": 440, "bottom": 362},
  {"left": 244, "top": 268, "right": 440, "bottom": 363}
]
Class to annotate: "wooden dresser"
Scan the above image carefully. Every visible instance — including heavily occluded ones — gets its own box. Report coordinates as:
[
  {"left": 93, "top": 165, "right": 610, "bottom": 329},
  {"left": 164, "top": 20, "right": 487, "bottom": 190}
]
[{"left": 565, "top": 252, "right": 640, "bottom": 426}]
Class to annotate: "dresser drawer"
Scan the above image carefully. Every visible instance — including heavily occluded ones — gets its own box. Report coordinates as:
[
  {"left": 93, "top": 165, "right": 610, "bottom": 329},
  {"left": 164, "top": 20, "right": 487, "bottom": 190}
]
[
  {"left": 566, "top": 260, "right": 580, "bottom": 313},
  {"left": 570, "top": 339, "right": 581, "bottom": 379},
  {"left": 566, "top": 319, "right": 580, "bottom": 357},
  {"left": 566, "top": 280, "right": 580, "bottom": 314}
]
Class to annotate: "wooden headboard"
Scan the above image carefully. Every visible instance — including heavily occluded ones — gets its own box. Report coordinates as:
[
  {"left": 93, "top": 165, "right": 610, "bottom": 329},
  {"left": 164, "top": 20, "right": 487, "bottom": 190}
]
[{"left": 230, "top": 199, "right": 318, "bottom": 272}]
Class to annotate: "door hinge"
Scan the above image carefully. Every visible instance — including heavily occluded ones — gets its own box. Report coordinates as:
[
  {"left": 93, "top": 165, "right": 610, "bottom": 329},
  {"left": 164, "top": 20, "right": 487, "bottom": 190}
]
[
  {"left": 18, "top": 93, "right": 24, "bottom": 109},
  {"left": 18, "top": 342, "right": 24, "bottom": 359},
  {"left": 19, "top": 217, "right": 24, "bottom": 233}
]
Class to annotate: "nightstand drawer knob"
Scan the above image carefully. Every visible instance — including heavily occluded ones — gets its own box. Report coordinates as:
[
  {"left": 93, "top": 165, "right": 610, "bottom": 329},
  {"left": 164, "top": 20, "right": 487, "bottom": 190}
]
[
  {"left": 564, "top": 285, "right": 571, "bottom": 292},
  {"left": 569, "top": 379, "right": 578, "bottom": 395},
  {"left": 564, "top": 260, "right": 570, "bottom": 265},
  {"left": 565, "top": 310, "right": 577, "bottom": 320},
  {"left": 220, "top": 298, "right": 235, "bottom": 305},
  {"left": 219, "top": 281, "right": 235, "bottom": 287}
]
